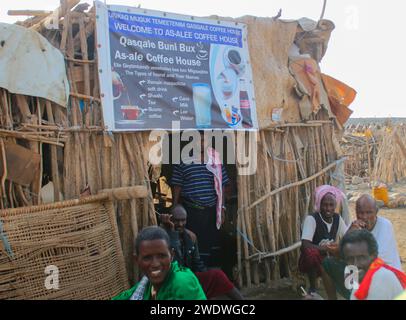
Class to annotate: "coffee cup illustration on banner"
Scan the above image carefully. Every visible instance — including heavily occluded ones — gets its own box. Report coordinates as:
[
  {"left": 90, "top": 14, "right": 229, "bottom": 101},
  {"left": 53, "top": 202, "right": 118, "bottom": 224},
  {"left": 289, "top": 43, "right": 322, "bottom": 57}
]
[
  {"left": 196, "top": 42, "right": 209, "bottom": 61},
  {"left": 120, "top": 105, "right": 146, "bottom": 121},
  {"left": 192, "top": 83, "right": 212, "bottom": 128}
]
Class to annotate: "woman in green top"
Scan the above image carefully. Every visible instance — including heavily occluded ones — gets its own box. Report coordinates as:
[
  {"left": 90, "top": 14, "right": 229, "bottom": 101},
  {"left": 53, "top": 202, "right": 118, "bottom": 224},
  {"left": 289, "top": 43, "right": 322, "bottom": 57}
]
[{"left": 113, "top": 226, "right": 206, "bottom": 300}]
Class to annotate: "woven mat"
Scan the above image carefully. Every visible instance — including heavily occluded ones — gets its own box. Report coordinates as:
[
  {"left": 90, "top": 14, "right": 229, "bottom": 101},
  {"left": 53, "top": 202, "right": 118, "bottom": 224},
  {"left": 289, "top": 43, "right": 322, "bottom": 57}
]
[{"left": 0, "top": 195, "right": 129, "bottom": 299}]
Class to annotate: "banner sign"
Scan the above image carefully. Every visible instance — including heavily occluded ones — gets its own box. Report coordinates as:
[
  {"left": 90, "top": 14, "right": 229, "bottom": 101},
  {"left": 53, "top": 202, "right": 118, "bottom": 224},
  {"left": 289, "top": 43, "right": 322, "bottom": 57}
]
[{"left": 95, "top": 1, "right": 258, "bottom": 131}]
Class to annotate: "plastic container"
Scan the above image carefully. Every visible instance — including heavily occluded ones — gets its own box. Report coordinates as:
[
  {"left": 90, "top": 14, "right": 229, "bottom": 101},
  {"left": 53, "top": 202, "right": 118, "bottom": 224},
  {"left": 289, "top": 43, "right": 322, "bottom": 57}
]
[{"left": 373, "top": 186, "right": 389, "bottom": 206}]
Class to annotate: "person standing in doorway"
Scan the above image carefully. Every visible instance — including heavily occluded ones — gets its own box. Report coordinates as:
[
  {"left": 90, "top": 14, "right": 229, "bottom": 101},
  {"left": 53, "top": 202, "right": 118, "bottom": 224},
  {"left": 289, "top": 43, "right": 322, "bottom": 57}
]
[{"left": 171, "top": 132, "right": 229, "bottom": 267}]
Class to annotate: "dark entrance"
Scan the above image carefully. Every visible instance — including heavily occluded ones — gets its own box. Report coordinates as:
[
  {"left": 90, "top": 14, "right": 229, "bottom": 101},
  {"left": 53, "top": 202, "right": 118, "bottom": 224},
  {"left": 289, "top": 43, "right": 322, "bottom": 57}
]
[{"left": 149, "top": 131, "right": 239, "bottom": 283}]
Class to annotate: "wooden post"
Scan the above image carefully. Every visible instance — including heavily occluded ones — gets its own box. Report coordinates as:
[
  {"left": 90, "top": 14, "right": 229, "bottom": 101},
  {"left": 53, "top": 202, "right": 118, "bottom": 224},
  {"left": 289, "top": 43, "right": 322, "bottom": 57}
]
[
  {"left": 0, "top": 138, "right": 7, "bottom": 209},
  {"left": 98, "top": 186, "right": 149, "bottom": 200},
  {"left": 366, "top": 137, "right": 372, "bottom": 183},
  {"left": 46, "top": 101, "right": 61, "bottom": 202}
]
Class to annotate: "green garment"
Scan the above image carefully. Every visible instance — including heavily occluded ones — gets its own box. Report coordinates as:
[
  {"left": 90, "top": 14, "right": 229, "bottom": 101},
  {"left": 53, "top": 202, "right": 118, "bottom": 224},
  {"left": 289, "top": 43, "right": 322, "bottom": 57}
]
[
  {"left": 322, "top": 257, "right": 351, "bottom": 300},
  {"left": 113, "top": 261, "right": 206, "bottom": 300}
]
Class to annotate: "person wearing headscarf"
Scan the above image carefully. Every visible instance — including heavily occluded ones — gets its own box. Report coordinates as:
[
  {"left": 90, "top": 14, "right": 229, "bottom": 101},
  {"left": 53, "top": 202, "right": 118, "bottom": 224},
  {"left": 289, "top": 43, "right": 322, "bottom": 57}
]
[{"left": 299, "top": 185, "right": 348, "bottom": 294}]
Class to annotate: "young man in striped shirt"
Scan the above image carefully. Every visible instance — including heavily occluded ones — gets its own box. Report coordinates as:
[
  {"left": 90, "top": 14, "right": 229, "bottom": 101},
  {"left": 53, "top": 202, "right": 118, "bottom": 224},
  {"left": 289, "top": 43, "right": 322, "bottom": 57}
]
[{"left": 171, "top": 134, "right": 230, "bottom": 267}]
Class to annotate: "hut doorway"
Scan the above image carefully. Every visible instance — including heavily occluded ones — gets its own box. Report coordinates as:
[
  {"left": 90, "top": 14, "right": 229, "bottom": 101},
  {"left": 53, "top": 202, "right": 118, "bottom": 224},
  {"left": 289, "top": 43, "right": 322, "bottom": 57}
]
[{"left": 149, "top": 131, "right": 239, "bottom": 282}]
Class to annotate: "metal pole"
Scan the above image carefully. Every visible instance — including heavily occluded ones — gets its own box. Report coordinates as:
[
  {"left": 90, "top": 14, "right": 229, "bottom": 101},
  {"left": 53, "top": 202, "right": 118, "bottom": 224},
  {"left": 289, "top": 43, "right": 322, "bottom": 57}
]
[{"left": 319, "top": 0, "right": 327, "bottom": 21}]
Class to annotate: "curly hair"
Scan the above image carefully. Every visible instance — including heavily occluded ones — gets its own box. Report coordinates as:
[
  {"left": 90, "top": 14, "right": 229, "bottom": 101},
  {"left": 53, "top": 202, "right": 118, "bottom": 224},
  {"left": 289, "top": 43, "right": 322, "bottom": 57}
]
[
  {"left": 340, "top": 229, "right": 379, "bottom": 258},
  {"left": 134, "top": 226, "right": 170, "bottom": 255}
]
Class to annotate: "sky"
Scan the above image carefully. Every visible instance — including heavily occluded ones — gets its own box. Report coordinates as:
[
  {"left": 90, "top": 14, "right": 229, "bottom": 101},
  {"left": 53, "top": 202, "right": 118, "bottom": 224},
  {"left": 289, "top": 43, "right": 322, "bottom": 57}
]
[{"left": 0, "top": 0, "right": 405, "bottom": 118}]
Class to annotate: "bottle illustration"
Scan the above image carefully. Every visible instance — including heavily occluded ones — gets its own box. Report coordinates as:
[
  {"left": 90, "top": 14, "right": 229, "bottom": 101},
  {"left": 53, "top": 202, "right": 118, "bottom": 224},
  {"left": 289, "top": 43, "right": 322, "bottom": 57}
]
[{"left": 239, "top": 78, "right": 253, "bottom": 128}]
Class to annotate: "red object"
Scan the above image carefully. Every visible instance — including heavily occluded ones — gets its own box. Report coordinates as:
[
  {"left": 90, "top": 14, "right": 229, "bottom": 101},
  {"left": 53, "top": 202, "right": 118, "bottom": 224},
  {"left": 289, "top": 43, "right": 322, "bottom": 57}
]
[
  {"left": 298, "top": 247, "right": 323, "bottom": 276},
  {"left": 321, "top": 74, "right": 357, "bottom": 126},
  {"left": 195, "top": 269, "right": 234, "bottom": 299},
  {"left": 122, "top": 108, "right": 140, "bottom": 120},
  {"left": 354, "top": 257, "right": 406, "bottom": 300}
]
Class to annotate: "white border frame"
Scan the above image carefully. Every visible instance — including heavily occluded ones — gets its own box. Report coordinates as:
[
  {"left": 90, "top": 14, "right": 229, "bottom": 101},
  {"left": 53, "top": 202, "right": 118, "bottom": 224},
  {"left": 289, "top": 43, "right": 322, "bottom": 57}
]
[{"left": 95, "top": 0, "right": 258, "bottom": 132}]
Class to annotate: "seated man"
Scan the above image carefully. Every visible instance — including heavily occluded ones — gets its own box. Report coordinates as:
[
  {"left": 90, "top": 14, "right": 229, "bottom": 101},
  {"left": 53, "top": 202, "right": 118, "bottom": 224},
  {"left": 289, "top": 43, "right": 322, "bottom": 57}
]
[
  {"left": 349, "top": 194, "right": 401, "bottom": 268},
  {"left": 340, "top": 229, "right": 405, "bottom": 300},
  {"left": 160, "top": 204, "right": 244, "bottom": 300},
  {"left": 299, "top": 185, "right": 348, "bottom": 294},
  {"left": 322, "top": 194, "right": 402, "bottom": 299},
  {"left": 113, "top": 226, "right": 206, "bottom": 300},
  {"left": 305, "top": 230, "right": 406, "bottom": 300}
]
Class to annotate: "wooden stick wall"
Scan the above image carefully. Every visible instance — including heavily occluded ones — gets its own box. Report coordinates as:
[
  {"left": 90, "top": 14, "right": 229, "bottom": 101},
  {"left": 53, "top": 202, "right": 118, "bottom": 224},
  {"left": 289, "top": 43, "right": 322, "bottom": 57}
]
[
  {"left": 57, "top": 7, "right": 157, "bottom": 283},
  {"left": 341, "top": 129, "right": 379, "bottom": 181},
  {"left": 2, "top": 2, "right": 348, "bottom": 287},
  {"left": 0, "top": 90, "right": 68, "bottom": 209},
  {"left": 342, "top": 123, "right": 406, "bottom": 184},
  {"left": 0, "top": 2, "right": 157, "bottom": 283},
  {"left": 373, "top": 125, "right": 406, "bottom": 184},
  {"left": 236, "top": 121, "right": 341, "bottom": 288}
]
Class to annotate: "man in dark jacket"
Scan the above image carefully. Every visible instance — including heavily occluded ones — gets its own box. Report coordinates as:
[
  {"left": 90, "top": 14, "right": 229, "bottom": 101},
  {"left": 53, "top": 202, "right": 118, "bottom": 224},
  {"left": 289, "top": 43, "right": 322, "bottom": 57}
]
[{"left": 160, "top": 204, "right": 243, "bottom": 300}]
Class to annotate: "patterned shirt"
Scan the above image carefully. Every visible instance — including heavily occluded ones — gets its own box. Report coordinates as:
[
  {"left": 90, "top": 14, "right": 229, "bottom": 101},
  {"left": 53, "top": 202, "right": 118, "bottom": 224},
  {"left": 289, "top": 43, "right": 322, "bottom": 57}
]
[{"left": 171, "top": 162, "right": 230, "bottom": 207}]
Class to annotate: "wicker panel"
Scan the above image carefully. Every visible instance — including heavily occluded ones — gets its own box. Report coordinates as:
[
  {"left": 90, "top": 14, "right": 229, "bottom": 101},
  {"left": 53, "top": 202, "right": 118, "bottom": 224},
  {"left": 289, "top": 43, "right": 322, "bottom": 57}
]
[{"left": 0, "top": 195, "right": 129, "bottom": 299}]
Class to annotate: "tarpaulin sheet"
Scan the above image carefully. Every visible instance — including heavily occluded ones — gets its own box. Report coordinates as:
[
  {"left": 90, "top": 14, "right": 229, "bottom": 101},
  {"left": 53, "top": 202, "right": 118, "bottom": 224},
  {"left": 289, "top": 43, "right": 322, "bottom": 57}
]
[
  {"left": 322, "top": 74, "right": 356, "bottom": 125},
  {"left": 0, "top": 23, "right": 69, "bottom": 107}
]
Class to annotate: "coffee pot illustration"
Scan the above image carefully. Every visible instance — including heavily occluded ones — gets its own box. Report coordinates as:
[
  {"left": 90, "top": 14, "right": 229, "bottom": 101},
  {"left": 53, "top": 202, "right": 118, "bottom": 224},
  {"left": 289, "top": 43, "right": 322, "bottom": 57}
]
[
  {"left": 112, "top": 70, "right": 147, "bottom": 122},
  {"left": 112, "top": 71, "right": 125, "bottom": 101}
]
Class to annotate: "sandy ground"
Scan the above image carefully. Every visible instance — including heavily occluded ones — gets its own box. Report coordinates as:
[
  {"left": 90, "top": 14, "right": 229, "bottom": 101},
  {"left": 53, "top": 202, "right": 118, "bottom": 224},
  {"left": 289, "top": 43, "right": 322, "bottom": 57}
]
[
  {"left": 243, "top": 183, "right": 406, "bottom": 300},
  {"left": 381, "top": 206, "right": 406, "bottom": 271}
]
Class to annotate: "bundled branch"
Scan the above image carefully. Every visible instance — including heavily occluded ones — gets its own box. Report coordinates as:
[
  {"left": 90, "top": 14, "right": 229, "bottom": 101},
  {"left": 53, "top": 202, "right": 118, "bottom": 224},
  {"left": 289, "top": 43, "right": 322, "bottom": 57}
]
[
  {"left": 373, "top": 125, "right": 406, "bottom": 184},
  {"left": 342, "top": 122, "right": 406, "bottom": 185},
  {"left": 341, "top": 125, "right": 381, "bottom": 181}
]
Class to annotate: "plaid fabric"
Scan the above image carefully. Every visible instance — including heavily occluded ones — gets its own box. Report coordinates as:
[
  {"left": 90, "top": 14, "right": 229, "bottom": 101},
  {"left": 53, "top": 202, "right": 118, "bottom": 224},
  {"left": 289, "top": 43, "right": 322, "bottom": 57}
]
[{"left": 298, "top": 247, "right": 323, "bottom": 276}]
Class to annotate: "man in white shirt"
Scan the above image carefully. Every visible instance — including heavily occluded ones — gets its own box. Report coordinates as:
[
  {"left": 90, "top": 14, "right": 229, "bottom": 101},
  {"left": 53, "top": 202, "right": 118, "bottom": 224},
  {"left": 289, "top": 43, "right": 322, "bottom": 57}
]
[
  {"left": 348, "top": 194, "right": 401, "bottom": 269},
  {"left": 322, "top": 194, "right": 402, "bottom": 299},
  {"left": 340, "top": 229, "right": 405, "bottom": 300},
  {"left": 307, "top": 230, "right": 405, "bottom": 300}
]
